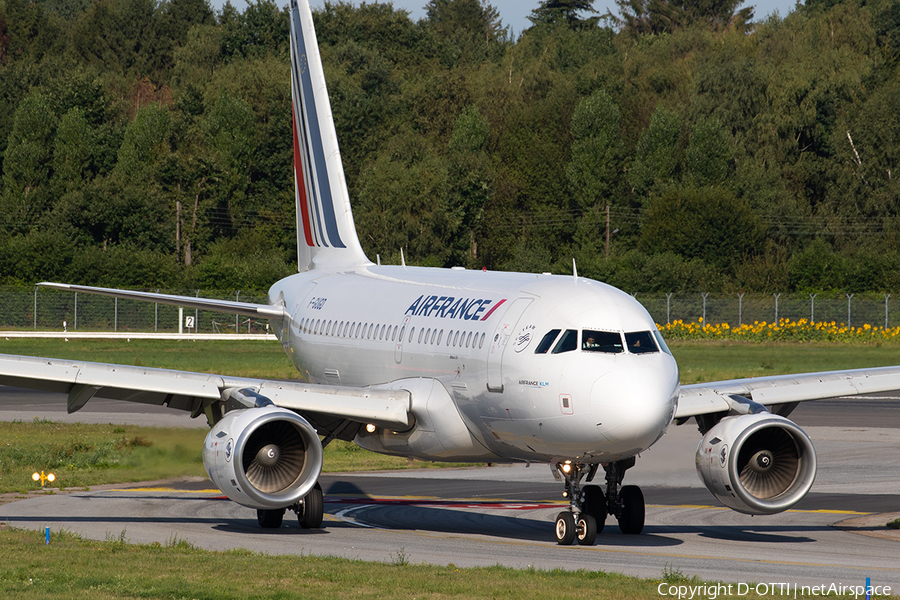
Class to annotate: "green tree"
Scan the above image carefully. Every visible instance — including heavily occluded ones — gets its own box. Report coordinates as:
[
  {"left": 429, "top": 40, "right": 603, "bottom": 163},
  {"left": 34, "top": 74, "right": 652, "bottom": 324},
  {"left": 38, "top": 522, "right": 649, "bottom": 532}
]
[
  {"left": 221, "top": 0, "right": 289, "bottom": 61},
  {"left": 0, "top": 0, "right": 61, "bottom": 62},
  {"left": 313, "top": 1, "right": 432, "bottom": 67},
  {"left": 684, "top": 117, "right": 731, "bottom": 186},
  {"left": 164, "top": 0, "right": 214, "bottom": 47},
  {"left": 528, "top": 0, "right": 600, "bottom": 29},
  {"left": 203, "top": 93, "right": 255, "bottom": 176},
  {"left": 355, "top": 132, "right": 454, "bottom": 266},
  {"left": 2, "top": 91, "right": 56, "bottom": 228},
  {"left": 614, "top": 0, "right": 753, "bottom": 35},
  {"left": 640, "top": 185, "right": 761, "bottom": 270},
  {"left": 52, "top": 108, "right": 95, "bottom": 194},
  {"left": 424, "top": 0, "right": 507, "bottom": 65},
  {"left": 115, "top": 104, "right": 172, "bottom": 183},
  {"left": 72, "top": 0, "right": 172, "bottom": 78},
  {"left": 566, "top": 88, "right": 621, "bottom": 211},
  {"left": 628, "top": 107, "right": 680, "bottom": 197},
  {"left": 448, "top": 105, "right": 494, "bottom": 264},
  {"left": 172, "top": 23, "right": 222, "bottom": 88}
]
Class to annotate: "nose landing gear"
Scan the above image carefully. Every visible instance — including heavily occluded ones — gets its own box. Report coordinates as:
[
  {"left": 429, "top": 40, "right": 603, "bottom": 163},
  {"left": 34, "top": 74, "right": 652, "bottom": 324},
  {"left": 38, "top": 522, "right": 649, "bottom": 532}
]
[{"left": 552, "top": 457, "right": 644, "bottom": 545}]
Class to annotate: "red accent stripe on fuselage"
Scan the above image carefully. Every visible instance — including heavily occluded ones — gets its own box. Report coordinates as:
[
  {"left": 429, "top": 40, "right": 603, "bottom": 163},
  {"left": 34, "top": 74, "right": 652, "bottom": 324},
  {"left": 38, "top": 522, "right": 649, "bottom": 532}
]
[
  {"left": 480, "top": 298, "right": 507, "bottom": 321},
  {"left": 292, "top": 108, "right": 314, "bottom": 247}
]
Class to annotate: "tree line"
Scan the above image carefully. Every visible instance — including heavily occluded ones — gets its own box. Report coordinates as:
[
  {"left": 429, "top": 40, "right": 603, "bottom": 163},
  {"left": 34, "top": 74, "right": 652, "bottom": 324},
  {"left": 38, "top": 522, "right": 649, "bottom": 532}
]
[{"left": 1, "top": 0, "right": 900, "bottom": 293}]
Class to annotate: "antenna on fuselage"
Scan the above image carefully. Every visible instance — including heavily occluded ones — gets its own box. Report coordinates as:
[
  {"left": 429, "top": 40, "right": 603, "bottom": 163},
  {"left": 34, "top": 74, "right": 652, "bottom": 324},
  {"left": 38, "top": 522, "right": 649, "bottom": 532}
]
[
  {"left": 572, "top": 258, "right": 578, "bottom": 283},
  {"left": 377, "top": 254, "right": 381, "bottom": 266},
  {"left": 401, "top": 248, "right": 406, "bottom": 269}
]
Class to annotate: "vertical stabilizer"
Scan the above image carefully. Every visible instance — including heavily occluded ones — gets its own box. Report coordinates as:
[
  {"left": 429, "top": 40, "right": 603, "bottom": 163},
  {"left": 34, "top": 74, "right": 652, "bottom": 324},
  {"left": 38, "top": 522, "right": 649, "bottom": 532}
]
[{"left": 289, "top": 0, "right": 370, "bottom": 271}]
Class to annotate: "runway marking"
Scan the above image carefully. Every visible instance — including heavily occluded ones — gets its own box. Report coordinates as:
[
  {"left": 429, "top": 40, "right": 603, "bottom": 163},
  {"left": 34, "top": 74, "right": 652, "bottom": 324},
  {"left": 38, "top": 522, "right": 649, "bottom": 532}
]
[
  {"left": 333, "top": 505, "right": 376, "bottom": 528},
  {"left": 110, "top": 487, "right": 223, "bottom": 494},
  {"left": 653, "top": 503, "right": 871, "bottom": 516}
]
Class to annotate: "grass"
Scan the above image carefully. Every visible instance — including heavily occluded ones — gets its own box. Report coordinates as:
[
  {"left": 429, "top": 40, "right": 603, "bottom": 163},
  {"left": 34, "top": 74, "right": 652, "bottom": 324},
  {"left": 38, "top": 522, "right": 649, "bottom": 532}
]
[
  {"left": 0, "top": 525, "right": 788, "bottom": 600},
  {"left": 0, "top": 339, "right": 297, "bottom": 380},
  {"left": 0, "top": 421, "right": 207, "bottom": 494},
  {"left": 0, "top": 421, "right": 469, "bottom": 494}
]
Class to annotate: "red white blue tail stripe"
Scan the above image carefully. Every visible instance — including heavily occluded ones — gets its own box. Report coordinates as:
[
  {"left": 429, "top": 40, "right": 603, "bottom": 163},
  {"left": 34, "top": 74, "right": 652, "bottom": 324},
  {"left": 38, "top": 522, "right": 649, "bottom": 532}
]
[{"left": 289, "top": 0, "right": 369, "bottom": 270}]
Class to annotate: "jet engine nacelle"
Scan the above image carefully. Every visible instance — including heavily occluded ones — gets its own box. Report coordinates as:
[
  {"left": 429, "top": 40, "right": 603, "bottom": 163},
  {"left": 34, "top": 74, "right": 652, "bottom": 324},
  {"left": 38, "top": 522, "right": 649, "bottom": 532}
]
[
  {"left": 695, "top": 413, "right": 816, "bottom": 515},
  {"left": 203, "top": 405, "right": 323, "bottom": 510}
]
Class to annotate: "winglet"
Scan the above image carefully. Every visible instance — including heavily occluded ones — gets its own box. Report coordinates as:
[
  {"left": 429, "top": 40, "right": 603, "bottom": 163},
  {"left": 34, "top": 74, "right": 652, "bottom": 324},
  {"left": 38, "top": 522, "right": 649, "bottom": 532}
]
[{"left": 289, "top": 0, "right": 370, "bottom": 272}]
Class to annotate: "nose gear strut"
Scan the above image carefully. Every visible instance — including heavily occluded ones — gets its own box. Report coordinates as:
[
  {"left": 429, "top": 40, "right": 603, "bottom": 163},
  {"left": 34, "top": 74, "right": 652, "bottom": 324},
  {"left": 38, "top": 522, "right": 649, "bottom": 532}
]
[{"left": 551, "top": 456, "right": 644, "bottom": 545}]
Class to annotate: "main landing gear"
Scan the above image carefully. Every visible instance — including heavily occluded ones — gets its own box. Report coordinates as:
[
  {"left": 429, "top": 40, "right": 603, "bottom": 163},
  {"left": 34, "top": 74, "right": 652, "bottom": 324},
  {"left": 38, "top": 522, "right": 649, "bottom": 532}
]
[
  {"left": 552, "top": 457, "right": 644, "bottom": 545},
  {"left": 256, "top": 481, "right": 324, "bottom": 529}
]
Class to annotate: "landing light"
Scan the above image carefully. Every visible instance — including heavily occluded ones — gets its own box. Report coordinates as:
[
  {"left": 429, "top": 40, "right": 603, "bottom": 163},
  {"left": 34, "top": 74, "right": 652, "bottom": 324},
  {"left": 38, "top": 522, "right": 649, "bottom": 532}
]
[
  {"left": 365, "top": 424, "right": 377, "bottom": 433},
  {"left": 561, "top": 462, "right": 572, "bottom": 474}
]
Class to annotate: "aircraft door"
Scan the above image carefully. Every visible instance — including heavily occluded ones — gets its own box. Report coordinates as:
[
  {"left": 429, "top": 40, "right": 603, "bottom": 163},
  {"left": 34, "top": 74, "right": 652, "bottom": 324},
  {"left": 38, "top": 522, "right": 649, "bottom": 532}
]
[
  {"left": 394, "top": 316, "right": 410, "bottom": 364},
  {"left": 486, "top": 298, "right": 532, "bottom": 392},
  {"left": 287, "top": 282, "right": 318, "bottom": 350}
]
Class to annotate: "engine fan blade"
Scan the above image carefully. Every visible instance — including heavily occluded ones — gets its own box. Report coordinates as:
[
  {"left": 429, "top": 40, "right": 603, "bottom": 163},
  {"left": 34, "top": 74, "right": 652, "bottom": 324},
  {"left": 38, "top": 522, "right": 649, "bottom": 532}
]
[
  {"left": 243, "top": 421, "right": 307, "bottom": 493},
  {"left": 737, "top": 427, "right": 800, "bottom": 499}
]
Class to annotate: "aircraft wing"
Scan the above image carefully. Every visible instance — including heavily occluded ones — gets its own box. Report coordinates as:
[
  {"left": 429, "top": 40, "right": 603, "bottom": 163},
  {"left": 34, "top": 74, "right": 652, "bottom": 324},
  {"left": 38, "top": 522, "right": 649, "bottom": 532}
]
[
  {"left": 0, "top": 353, "right": 412, "bottom": 431},
  {"left": 676, "top": 365, "right": 900, "bottom": 418},
  {"left": 38, "top": 282, "right": 285, "bottom": 320}
]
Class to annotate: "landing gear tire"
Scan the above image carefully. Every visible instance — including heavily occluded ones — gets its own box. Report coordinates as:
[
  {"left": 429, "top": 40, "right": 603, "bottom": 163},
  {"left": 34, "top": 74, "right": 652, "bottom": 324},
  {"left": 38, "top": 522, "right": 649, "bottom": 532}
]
[
  {"left": 555, "top": 511, "right": 576, "bottom": 545},
  {"left": 297, "top": 482, "right": 324, "bottom": 529},
  {"left": 582, "top": 484, "right": 606, "bottom": 535},
  {"left": 257, "top": 507, "right": 285, "bottom": 528},
  {"left": 617, "top": 485, "right": 644, "bottom": 535},
  {"left": 576, "top": 513, "right": 597, "bottom": 546}
]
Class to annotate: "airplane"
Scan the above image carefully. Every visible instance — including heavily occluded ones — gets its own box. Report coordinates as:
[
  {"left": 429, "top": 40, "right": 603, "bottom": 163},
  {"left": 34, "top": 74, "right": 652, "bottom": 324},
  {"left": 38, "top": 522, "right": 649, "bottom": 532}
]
[{"left": 3, "top": 0, "right": 900, "bottom": 547}]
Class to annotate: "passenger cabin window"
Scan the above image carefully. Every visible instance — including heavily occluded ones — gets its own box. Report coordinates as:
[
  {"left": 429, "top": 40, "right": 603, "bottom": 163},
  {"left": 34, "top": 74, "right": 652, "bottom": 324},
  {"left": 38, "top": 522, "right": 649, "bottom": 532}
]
[
  {"left": 625, "top": 331, "right": 658, "bottom": 354},
  {"left": 534, "top": 329, "right": 561, "bottom": 354},
  {"left": 582, "top": 330, "right": 623, "bottom": 354},
  {"left": 551, "top": 329, "right": 578, "bottom": 354}
]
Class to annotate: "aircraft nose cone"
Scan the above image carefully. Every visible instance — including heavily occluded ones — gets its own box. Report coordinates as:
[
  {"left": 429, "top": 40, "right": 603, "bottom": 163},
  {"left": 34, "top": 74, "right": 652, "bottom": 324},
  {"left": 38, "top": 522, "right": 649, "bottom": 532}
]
[{"left": 591, "top": 363, "right": 678, "bottom": 451}]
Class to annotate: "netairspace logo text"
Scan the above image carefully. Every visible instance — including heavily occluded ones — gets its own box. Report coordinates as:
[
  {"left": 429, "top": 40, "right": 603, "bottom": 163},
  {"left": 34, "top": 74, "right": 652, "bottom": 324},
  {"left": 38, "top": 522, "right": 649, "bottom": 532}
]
[{"left": 657, "top": 582, "right": 892, "bottom": 599}]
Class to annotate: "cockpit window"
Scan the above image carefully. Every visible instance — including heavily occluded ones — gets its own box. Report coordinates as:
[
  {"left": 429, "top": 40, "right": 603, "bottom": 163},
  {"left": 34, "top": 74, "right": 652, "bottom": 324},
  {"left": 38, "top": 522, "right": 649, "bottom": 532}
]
[
  {"left": 653, "top": 329, "right": 672, "bottom": 356},
  {"left": 625, "top": 331, "right": 658, "bottom": 354},
  {"left": 551, "top": 329, "right": 578, "bottom": 354},
  {"left": 582, "top": 330, "right": 624, "bottom": 353},
  {"left": 534, "top": 329, "right": 561, "bottom": 354},
  {"left": 552, "top": 329, "right": 578, "bottom": 354}
]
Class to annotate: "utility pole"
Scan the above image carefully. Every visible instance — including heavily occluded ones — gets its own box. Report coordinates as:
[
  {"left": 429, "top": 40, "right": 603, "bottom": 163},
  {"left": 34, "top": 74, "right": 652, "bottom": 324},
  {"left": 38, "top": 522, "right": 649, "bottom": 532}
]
[{"left": 605, "top": 205, "right": 610, "bottom": 257}]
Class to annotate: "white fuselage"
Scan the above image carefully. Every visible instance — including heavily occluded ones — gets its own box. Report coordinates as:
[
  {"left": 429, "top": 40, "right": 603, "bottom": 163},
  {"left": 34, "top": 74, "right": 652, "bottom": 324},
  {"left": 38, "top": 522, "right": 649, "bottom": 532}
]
[{"left": 268, "top": 265, "right": 680, "bottom": 465}]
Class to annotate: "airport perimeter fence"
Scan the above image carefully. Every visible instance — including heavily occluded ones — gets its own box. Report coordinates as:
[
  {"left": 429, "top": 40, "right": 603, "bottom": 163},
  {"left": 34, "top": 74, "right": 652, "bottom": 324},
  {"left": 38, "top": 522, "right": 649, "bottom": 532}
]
[
  {"left": 638, "top": 292, "right": 898, "bottom": 329},
  {"left": 0, "top": 286, "right": 270, "bottom": 334},
  {"left": 1, "top": 287, "right": 899, "bottom": 333}
]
